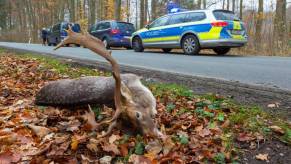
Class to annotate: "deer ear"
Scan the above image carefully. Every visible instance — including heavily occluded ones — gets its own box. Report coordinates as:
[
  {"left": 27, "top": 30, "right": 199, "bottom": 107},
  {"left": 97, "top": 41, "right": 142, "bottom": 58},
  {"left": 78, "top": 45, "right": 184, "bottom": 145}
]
[{"left": 121, "top": 82, "right": 133, "bottom": 102}]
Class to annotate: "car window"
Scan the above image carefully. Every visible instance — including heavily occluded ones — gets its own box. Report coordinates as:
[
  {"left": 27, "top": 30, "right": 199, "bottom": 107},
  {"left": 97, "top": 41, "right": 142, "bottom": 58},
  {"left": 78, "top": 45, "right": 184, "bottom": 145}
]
[
  {"left": 168, "top": 13, "right": 187, "bottom": 25},
  {"left": 150, "top": 16, "right": 170, "bottom": 28},
  {"left": 96, "top": 23, "right": 102, "bottom": 30},
  {"left": 213, "top": 10, "right": 239, "bottom": 21},
  {"left": 116, "top": 22, "right": 135, "bottom": 32},
  {"left": 97, "top": 22, "right": 111, "bottom": 30},
  {"left": 103, "top": 22, "right": 111, "bottom": 29},
  {"left": 53, "top": 24, "right": 60, "bottom": 31},
  {"left": 72, "top": 23, "right": 81, "bottom": 32},
  {"left": 185, "top": 12, "right": 206, "bottom": 22}
]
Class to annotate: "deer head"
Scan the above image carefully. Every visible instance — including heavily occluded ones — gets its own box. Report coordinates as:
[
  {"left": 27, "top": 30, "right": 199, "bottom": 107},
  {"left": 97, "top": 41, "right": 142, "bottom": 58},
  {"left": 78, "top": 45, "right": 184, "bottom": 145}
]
[{"left": 54, "top": 27, "right": 163, "bottom": 138}]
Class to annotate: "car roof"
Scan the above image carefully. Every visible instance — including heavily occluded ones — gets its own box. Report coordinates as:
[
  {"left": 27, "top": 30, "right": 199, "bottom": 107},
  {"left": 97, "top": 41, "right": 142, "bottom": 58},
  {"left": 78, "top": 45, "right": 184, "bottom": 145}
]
[
  {"left": 166, "top": 9, "right": 234, "bottom": 16},
  {"left": 97, "top": 20, "right": 133, "bottom": 24}
]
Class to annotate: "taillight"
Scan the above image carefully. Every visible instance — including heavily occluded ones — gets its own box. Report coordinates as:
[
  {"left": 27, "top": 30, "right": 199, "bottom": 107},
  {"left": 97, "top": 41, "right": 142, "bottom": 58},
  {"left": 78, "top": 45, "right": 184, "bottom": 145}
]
[
  {"left": 211, "top": 21, "right": 228, "bottom": 27},
  {"left": 111, "top": 29, "right": 120, "bottom": 34}
]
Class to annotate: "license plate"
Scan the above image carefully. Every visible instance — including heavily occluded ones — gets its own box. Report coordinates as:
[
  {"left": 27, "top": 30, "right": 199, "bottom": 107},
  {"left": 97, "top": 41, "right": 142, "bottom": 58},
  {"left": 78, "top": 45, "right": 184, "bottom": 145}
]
[{"left": 231, "top": 30, "right": 243, "bottom": 35}]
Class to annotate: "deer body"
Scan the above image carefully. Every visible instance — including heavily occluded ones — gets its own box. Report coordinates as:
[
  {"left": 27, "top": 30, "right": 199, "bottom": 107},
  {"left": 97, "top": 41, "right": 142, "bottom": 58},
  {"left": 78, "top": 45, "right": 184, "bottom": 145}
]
[{"left": 35, "top": 28, "right": 162, "bottom": 137}]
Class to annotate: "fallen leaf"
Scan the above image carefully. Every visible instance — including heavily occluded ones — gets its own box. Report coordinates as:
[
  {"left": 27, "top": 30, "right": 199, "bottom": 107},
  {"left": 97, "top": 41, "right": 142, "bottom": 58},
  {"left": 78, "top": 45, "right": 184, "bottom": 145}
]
[
  {"left": 236, "top": 133, "right": 255, "bottom": 142},
  {"left": 255, "top": 153, "right": 268, "bottom": 161},
  {"left": 0, "top": 151, "right": 21, "bottom": 164},
  {"left": 99, "top": 156, "right": 112, "bottom": 164},
  {"left": 128, "top": 154, "right": 152, "bottom": 164},
  {"left": 267, "top": 103, "right": 279, "bottom": 108},
  {"left": 102, "top": 143, "right": 120, "bottom": 155},
  {"left": 163, "top": 137, "right": 175, "bottom": 155},
  {"left": 109, "top": 134, "right": 121, "bottom": 144},
  {"left": 82, "top": 105, "right": 99, "bottom": 131},
  {"left": 71, "top": 136, "right": 79, "bottom": 151},
  {"left": 269, "top": 125, "right": 284, "bottom": 134},
  {"left": 27, "top": 124, "right": 51, "bottom": 138},
  {"left": 145, "top": 140, "right": 162, "bottom": 155},
  {"left": 198, "top": 128, "right": 211, "bottom": 137}
]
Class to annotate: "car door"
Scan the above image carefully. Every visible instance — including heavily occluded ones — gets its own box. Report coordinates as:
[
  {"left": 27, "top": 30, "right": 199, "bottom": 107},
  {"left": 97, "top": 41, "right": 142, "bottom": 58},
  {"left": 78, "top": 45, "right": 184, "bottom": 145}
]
[
  {"left": 142, "top": 15, "right": 170, "bottom": 47},
  {"left": 90, "top": 23, "right": 99, "bottom": 38},
  {"left": 92, "top": 22, "right": 111, "bottom": 40}
]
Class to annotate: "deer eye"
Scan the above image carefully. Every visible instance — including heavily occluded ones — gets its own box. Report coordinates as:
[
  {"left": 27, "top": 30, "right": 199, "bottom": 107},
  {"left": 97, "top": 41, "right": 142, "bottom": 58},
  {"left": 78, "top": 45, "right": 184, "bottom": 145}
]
[{"left": 135, "top": 112, "right": 142, "bottom": 119}]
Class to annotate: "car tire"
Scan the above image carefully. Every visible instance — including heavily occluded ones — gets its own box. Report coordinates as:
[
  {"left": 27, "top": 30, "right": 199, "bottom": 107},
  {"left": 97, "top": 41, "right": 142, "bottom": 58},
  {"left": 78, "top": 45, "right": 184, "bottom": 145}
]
[
  {"left": 102, "top": 38, "right": 110, "bottom": 49},
  {"left": 48, "top": 43, "right": 52, "bottom": 46},
  {"left": 162, "top": 48, "right": 172, "bottom": 53},
  {"left": 213, "top": 48, "right": 230, "bottom": 55},
  {"left": 126, "top": 47, "right": 132, "bottom": 50},
  {"left": 181, "top": 35, "right": 200, "bottom": 55},
  {"left": 132, "top": 37, "right": 144, "bottom": 52}
]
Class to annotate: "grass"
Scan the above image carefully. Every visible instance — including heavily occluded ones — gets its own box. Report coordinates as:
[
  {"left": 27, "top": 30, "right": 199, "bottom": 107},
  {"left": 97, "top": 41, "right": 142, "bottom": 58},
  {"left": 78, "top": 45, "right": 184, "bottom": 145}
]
[{"left": 21, "top": 53, "right": 111, "bottom": 78}]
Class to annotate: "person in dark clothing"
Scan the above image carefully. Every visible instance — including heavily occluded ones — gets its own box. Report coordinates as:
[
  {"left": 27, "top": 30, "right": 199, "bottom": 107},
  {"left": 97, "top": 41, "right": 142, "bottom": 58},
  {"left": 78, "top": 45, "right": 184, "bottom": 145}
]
[{"left": 41, "top": 28, "right": 48, "bottom": 45}]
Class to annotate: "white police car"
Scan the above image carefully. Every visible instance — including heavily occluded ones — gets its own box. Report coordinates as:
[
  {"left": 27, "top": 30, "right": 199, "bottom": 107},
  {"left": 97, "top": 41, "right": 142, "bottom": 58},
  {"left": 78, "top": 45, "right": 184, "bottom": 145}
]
[{"left": 131, "top": 9, "right": 247, "bottom": 55}]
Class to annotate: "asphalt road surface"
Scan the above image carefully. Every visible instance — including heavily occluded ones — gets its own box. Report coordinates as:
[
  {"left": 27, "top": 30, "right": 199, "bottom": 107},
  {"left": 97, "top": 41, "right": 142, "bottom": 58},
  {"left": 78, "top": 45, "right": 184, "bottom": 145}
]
[{"left": 1, "top": 42, "right": 290, "bottom": 91}]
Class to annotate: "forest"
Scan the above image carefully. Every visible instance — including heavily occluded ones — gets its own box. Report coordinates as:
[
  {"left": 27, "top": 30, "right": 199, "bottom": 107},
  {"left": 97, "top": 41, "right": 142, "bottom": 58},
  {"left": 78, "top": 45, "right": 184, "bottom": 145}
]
[{"left": 0, "top": 0, "right": 290, "bottom": 56}]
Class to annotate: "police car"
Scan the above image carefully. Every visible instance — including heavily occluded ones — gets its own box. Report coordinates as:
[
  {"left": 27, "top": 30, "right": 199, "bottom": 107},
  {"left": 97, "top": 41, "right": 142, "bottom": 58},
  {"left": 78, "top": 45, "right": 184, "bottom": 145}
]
[{"left": 131, "top": 9, "right": 248, "bottom": 55}]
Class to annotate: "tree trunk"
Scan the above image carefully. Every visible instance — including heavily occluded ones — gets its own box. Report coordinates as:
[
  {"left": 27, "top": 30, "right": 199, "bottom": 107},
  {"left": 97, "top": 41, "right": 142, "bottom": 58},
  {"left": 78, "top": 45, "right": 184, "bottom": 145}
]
[
  {"left": 239, "top": 0, "right": 243, "bottom": 19},
  {"left": 203, "top": 0, "right": 206, "bottom": 9},
  {"left": 151, "top": 0, "right": 157, "bottom": 20},
  {"left": 232, "top": 0, "right": 235, "bottom": 12},
  {"left": 227, "top": 0, "right": 229, "bottom": 10},
  {"left": 145, "top": 0, "right": 148, "bottom": 24},
  {"left": 126, "top": 0, "right": 130, "bottom": 22},
  {"left": 140, "top": 0, "right": 145, "bottom": 28},
  {"left": 274, "top": 0, "right": 287, "bottom": 50},
  {"left": 197, "top": 0, "right": 201, "bottom": 9},
  {"left": 89, "top": 0, "right": 96, "bottom": 25},
  {"left": 114, "top": 0, "right": 121, "bottom": 21},
  {"left": 255, "top": 0, "right": 263, "bottom": 49},
  {"left": 222, "top": 0, "right": 225, "bottom": 10},
  {"left": 70, "top": 0, "right": 76, "bottom": 22}
]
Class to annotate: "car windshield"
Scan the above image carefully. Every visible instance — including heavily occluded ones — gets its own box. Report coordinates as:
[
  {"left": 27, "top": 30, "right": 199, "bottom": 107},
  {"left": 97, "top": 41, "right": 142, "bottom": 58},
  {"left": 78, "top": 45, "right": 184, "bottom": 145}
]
[
  {"left": 116, "top": 22, "right": 135, "bottom": 33},
  {"left": 213, "top": 10, "right": 240, "bottom": 21},
  {"left": 61, "top": 23, "right": 69, "bottom": 30}
]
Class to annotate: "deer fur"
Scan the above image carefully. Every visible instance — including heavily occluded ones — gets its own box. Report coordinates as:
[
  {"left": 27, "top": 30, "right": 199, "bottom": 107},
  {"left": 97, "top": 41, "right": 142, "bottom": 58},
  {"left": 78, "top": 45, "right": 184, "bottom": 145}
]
[{"left": 35, "top": 27, "right": 162, "bottom": 138}]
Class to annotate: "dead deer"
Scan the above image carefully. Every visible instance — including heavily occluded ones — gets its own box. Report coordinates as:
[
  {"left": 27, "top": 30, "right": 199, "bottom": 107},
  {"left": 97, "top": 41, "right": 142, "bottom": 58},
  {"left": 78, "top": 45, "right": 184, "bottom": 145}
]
[{"left": 35, "top": 27, "right": 163, "bottom": 138}]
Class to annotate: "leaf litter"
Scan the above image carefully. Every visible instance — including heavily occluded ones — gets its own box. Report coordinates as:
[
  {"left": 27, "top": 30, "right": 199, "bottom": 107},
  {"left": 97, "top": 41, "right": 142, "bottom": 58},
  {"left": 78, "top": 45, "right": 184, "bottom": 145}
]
[{"left": 0, "top": 52, "right": 290, "bottom": 163}]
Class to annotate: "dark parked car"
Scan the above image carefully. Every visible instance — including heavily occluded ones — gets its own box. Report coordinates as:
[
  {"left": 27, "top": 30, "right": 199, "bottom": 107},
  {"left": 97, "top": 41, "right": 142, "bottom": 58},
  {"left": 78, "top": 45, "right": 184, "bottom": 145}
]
[
  {"left": 89, "top": 21, "right": 135, "bottom": 49},
  {"left": 47, "top": 22, "right": 81, "bottom": 46}
]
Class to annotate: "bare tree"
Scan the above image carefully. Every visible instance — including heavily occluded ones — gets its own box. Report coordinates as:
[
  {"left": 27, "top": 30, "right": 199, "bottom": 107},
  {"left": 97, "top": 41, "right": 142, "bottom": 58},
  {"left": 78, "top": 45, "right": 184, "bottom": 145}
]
[
  {"left": 232, "top": 0, "right": 235, "bottom": 12},
  {"left": 151, "top": 0, "right": 157, "bottom": 20},
  {"left": 239, "top": 0, "right": 243, "bottom": 19},
  {"left": 274, "top": 0, "right": 287, "bottom": 49},
  {"left": 114, "top": 0, "right": 121, "bottom": 21},
  {"left": 255, "top": 0, "right": 263, "bottom": 49},
  {"left": 140, "top": 0, "right": 145, "bottom": 28}
]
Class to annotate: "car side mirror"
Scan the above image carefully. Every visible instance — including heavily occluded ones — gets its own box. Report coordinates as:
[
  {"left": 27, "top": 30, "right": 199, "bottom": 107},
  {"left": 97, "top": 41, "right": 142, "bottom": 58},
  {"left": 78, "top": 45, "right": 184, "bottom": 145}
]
[{"left": 145, "top": 24, "right": 150, "bottom": 29}]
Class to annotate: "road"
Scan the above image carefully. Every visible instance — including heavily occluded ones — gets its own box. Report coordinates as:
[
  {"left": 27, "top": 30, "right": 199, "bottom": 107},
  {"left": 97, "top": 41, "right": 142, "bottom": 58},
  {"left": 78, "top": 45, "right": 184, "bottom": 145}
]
[{"left": 1, "top": 42, "right": 291, "bottom": 91}]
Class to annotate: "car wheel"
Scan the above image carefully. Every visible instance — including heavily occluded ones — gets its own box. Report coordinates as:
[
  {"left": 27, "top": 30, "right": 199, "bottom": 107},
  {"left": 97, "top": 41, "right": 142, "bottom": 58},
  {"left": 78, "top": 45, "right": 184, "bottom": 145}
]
[
  {"left": 102, "top": 38, "right": 110, "bottom": 49},
  {"left": 162, "top": 48, "right": 172, "bottom": 53},
  {"left": 48, "top": 43, "right": 51, "bottom": 46},
  {"left": 181, "top": 35, "right": 200, "bottom": 55},
  {"left": 132, "top": 37, "right": 144, "bottom": 52},
  {"left": 126, "top": 47, "right": 132, "bottom": 50},
  {"left": 213, "top": 48, "right": 230, "bottom": 55},
  {"left": 75, "top": 44, "right": 80, "bottom": 47}
]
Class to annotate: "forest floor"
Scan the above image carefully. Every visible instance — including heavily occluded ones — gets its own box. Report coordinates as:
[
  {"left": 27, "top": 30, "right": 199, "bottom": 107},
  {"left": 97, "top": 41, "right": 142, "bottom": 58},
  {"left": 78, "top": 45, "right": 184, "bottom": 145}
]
[{"left": 0, "top": 49, "right": 290, "bottom": 164}]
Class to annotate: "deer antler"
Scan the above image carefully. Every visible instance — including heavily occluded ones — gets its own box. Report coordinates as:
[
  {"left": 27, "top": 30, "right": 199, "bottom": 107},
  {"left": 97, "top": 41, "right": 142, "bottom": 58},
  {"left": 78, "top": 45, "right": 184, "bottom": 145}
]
[{"left": 55, "top": 26, "right": 123, "bottom": 137}]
